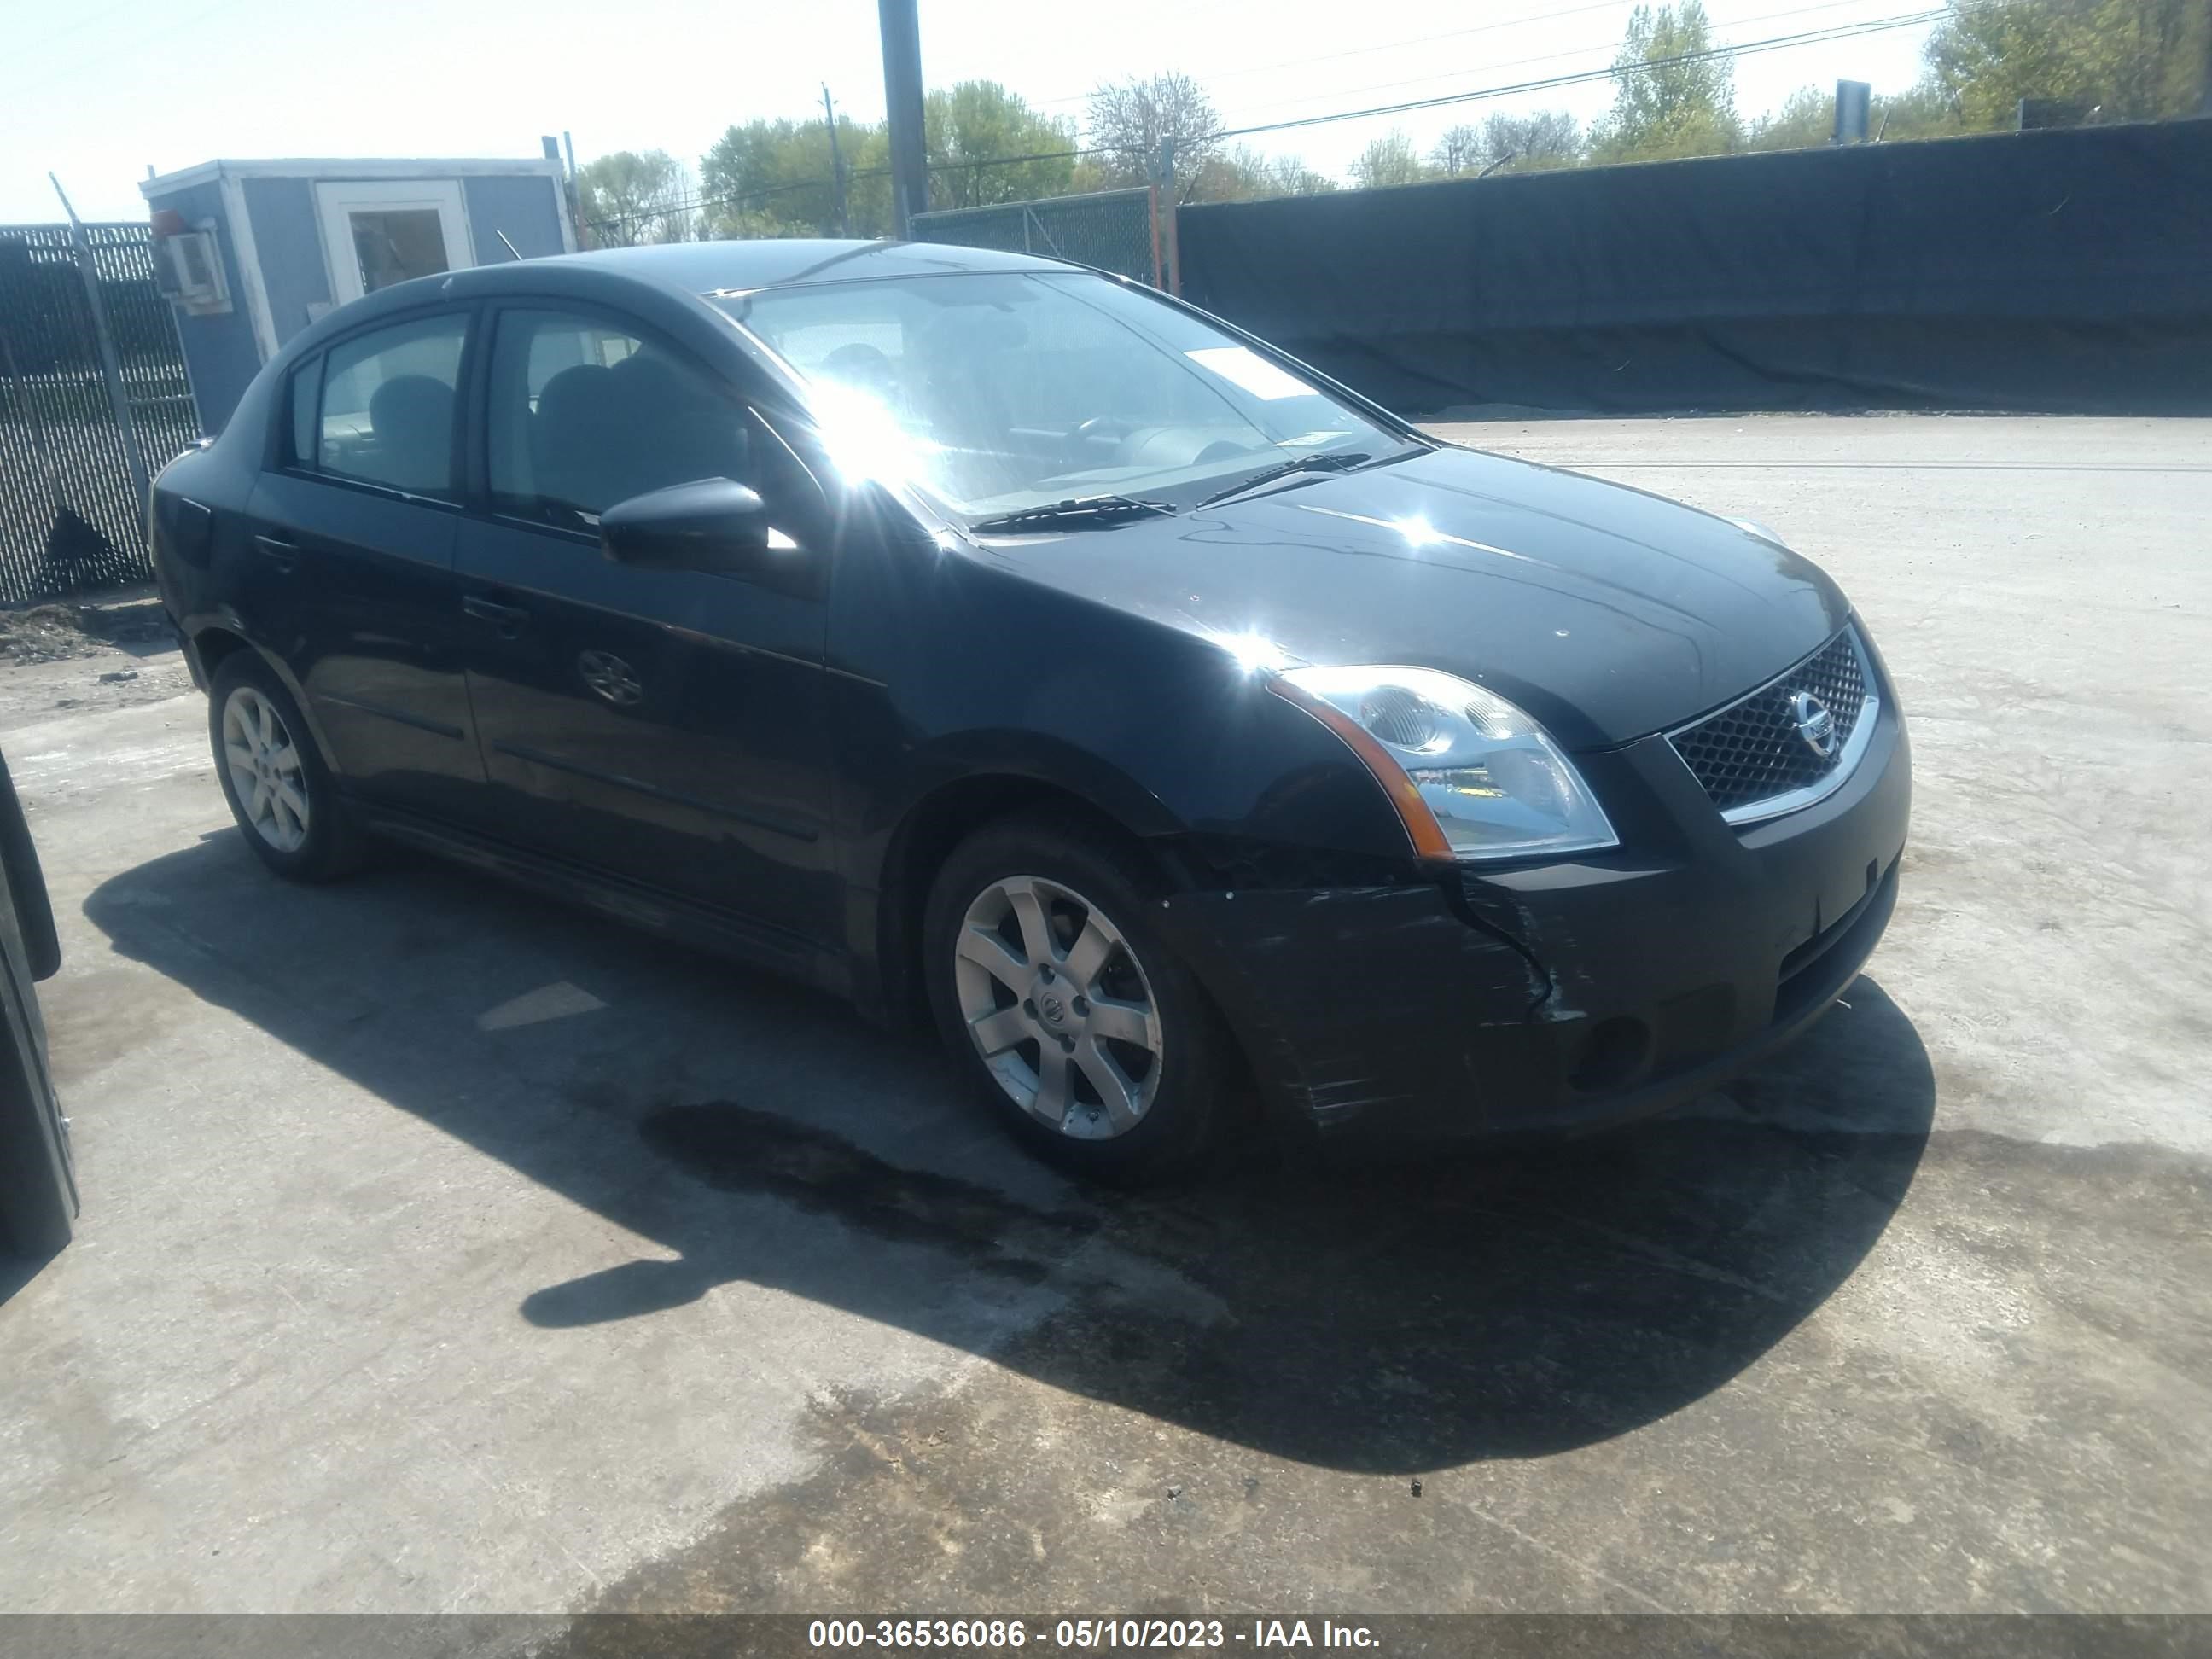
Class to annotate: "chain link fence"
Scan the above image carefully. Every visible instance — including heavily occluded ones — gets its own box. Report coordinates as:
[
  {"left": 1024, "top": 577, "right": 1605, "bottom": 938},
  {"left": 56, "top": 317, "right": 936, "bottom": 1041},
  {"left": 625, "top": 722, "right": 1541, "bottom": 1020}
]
[
  {"left": 1, "top": 223, "right": 199, "bottom": 603},
  {"left": 911, "top": 187, "right": 1162, "bottom": 287}
]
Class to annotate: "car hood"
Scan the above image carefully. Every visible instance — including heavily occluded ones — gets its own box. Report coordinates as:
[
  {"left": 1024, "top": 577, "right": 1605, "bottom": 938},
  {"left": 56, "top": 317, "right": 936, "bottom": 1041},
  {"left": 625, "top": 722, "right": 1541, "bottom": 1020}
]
[{"left": 969, "top": 445, "right": 1852, "bottom": 750}]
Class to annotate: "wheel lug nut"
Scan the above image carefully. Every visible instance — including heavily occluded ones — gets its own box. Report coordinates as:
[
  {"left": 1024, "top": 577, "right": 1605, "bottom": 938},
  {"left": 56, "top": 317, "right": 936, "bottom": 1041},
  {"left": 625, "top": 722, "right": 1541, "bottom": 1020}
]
[
  {"left": 1039, "top": 965, "right": 1052, "bottom": 982},
  {"left": 1071, "top": 997, "right": 1089, "bottom": 1016},
  {"left": 1022, "top": 999, "right": 1037, "bottom": 1019}
]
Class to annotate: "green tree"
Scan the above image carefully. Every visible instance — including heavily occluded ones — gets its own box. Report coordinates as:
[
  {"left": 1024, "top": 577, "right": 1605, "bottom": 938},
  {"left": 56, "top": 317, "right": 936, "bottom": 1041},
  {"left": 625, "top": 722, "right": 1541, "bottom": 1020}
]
[
  {"left": 699, "top": 118, "right": 872, "bottom": 238},
  {"left": 925, "top": 81, "right": 1078, "bottom": 210},
  {"left": 1086, "top": 72, "right": 1225, "bottom": 192},
  {"left": 1349, "top": 129, "right": 1431, "bottom": 189},
  {"left": 1591, "top": 0, "right": 1743, "bottom": 161},
  {"left": 1870, "top": 81, "right": 1965, "bottom": 141},
  {"left": 576, "top": 149, "right": 696, "bottom": 247},
  {"left": 1920, "top": 0, "right": 2208, "bottom": 127},
  {"left": 699, "top": 82, "right": 1069, "bottom": 237},
  {"left": 1746, "top": 81, "right": 1969, "bottom": 149},
  {"left": 1745, "top": 84, "right": 1836, "bottom": 150}
]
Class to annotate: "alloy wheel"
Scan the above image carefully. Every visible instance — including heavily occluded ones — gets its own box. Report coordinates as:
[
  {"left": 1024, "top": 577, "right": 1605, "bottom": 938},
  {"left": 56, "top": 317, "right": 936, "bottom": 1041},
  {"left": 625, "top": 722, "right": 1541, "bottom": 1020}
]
[
  {"left": 221, "top": 685, "right": 311, "bottom": 853},
  {"left": 952, "top": 874, "right": 1164, "bottom": 1140}
]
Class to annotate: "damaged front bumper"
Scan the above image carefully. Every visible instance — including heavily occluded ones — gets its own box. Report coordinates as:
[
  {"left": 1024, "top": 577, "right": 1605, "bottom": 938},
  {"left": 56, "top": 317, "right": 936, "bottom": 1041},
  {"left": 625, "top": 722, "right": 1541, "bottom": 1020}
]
[{"left": 1155, "top": 695, "right": 1912, "bottom": 1141}]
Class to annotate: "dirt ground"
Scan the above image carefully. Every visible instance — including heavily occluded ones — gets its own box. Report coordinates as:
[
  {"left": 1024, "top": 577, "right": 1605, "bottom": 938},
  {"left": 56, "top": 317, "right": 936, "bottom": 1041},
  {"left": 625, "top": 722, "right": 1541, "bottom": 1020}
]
[{"left": 0, "top": 591, "right": 193, "bottom": 725}]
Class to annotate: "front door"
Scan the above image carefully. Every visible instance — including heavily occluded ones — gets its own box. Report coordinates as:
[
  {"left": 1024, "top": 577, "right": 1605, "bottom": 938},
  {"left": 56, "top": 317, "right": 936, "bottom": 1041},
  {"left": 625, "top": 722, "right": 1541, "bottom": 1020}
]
[
  {"left": 245, "top": 306, "right": 487, "bottom": 822},
  {"left": 451, "top": 304, "right": 838, "bottom": 952},
  {"left": 316, "top": 180, "right": 472, "bottom": 305}
]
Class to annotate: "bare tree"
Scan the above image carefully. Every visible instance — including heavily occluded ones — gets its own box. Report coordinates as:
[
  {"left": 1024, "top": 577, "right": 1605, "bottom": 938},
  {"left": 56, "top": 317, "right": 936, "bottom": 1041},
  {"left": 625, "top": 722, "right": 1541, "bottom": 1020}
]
[
  {"left": 1432, "top": 125, "right": 1485, "bottom": 176},
  {"left": 1261, "top": 153, "right": 1338, "bottom": 195},
  {"left": 1188, "top": 145, "right": 1340, "bottom": 201},
  {"left": 1086, "top": 72, "right": 1224, "bottom": 191},
  {"left": 1349, "top": 129, "right": 1429, "bottom": 189},
  {"left": 1479, "top": 109, "right": 1584, "bottom": 172}
]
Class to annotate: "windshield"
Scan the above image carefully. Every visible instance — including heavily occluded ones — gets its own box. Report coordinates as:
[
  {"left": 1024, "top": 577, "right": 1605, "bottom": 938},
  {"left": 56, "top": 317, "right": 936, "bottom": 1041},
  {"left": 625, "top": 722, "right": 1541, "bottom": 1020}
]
[{"left": 718, "top": 271, "right": 1409, "bottom": 522}]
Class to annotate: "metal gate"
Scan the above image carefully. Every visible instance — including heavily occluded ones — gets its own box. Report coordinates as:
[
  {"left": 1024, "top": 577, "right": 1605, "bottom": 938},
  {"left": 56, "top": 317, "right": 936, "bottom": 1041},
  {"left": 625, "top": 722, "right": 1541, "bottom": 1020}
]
[
  {"left": 911, "top": 187, "right": 1164, "bottom": 288},
  {"left": 0, "top": 222, "right": 200, "bottom": 603}
]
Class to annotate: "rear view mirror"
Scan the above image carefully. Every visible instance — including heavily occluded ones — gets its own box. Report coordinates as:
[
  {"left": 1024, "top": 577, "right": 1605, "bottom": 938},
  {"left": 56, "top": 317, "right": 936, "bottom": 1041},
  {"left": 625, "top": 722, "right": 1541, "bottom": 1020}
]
[{"left": 600, "top": 477, "right": 773, "bottom": 573}]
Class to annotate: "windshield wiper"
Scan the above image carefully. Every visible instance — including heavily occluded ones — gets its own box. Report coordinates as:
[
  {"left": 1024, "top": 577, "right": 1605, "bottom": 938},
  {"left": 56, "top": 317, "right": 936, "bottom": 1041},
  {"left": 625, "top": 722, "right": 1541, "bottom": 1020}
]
[
  {"left": 1190, "top": 450, "right": 1377, "bottom": 511},
  {"left": 966, "top": 494, "right": 1176, "bottom": 534}
]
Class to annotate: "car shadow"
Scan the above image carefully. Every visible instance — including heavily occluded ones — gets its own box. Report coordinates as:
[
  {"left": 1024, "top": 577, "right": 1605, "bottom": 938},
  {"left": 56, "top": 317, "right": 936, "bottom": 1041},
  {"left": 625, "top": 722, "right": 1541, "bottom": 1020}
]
[{"left": 83, "top": 832, "right": 1933, "bottom": 1472}]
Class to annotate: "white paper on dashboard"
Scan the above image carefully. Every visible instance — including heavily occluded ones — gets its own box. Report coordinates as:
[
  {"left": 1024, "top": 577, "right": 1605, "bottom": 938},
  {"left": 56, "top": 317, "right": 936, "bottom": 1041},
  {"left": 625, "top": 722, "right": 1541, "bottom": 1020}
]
[{"left": 1184, "top": 346, "right": 1313, "bottom": 401}]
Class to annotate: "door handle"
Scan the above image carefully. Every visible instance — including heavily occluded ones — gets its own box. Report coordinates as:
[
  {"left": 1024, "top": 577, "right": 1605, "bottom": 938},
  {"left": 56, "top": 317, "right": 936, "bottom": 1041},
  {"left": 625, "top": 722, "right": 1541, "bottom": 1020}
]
[
  {"left": 253, "top": 534, "right": 298, "bottom": 572},
  {"left": 462, "top": 593, "right": 529, "bottom": 637}
]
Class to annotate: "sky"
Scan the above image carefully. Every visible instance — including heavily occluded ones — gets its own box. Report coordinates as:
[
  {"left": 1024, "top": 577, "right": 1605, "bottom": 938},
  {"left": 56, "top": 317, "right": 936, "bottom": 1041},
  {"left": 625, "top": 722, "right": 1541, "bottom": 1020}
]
[{"left": 0, "top": 0, "right": 1941, "bottom": 224}]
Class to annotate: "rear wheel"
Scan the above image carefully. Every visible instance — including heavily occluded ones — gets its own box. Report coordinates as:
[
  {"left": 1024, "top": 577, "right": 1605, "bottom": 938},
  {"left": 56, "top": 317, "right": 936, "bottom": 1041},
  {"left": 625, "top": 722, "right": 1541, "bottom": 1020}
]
[
  {"left": 923, "top": 812, "right": 1229, "bottom": 1178},
  {"left": 207, "top": 653, "right": 364, "bottom": 882}
]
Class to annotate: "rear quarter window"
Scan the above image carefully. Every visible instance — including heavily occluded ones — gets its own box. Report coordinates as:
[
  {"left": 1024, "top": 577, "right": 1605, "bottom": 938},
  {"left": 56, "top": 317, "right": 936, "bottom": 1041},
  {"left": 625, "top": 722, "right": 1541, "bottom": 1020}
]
[{"left": 286, "top": 355, "right": 321, "bottom": 468}]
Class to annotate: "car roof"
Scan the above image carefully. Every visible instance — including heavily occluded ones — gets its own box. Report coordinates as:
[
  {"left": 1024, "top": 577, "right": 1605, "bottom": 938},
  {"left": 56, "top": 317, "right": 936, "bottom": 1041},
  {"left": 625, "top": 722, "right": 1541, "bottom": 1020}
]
[
  {"left": 259, "top": 237, "right": 1102, "bottom": 388},
  {"left": 534, "top": 238, "right": 1072, "bottom": 295}
]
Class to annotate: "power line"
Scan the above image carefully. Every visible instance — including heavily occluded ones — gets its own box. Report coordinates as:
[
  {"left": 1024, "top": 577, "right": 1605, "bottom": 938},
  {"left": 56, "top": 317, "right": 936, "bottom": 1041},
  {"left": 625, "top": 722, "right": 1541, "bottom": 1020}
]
[
  {"left": 1027, "top": 0, "right": 1641, "bottom": 107},
  {"left": 584, "top": 2, "right": 1970, "bottom": 232},
  {"left": 1217, "top": 6, "right": 1953, "bottom": 138},
  {"left": 1217, "top": 0, "right": 1930, "bottom": 125}
]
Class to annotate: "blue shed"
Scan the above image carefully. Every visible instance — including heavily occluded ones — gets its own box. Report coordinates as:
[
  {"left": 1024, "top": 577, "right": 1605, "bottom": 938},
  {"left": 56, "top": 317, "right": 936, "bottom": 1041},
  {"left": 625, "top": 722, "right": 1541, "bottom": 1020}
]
[{"left": 138, "top": 156, "right": 575, "bottom": 432}]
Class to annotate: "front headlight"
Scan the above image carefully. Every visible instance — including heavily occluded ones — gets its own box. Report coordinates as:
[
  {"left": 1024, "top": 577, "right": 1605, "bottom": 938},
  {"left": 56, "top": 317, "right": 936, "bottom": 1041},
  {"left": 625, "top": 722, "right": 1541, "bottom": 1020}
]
[{"left": 1271, "top": 665, "right": 1618, "bottom": 862}]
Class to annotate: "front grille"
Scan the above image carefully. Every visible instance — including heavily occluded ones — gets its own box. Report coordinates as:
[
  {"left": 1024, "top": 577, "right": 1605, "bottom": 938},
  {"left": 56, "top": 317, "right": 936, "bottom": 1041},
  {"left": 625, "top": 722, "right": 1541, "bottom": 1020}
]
[{"left": 1669, "top": 627, "right": 1871, "bottom": 818}]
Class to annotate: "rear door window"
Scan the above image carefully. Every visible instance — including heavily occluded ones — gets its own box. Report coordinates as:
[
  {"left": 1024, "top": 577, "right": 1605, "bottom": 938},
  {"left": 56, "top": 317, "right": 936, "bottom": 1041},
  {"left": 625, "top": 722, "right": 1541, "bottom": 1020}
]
[{"left": 304, "top": 312, "right": 470, "bottom": 498}]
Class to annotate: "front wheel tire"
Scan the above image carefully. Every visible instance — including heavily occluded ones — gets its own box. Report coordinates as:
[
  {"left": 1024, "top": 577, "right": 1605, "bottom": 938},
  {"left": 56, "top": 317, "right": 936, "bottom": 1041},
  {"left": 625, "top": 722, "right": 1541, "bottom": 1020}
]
[
  {"left": 207, "top": 653, "right": 364, "bottom": 883},
  {"left": 923, "top": 812, "right": 1231, "bottom": 1179}
]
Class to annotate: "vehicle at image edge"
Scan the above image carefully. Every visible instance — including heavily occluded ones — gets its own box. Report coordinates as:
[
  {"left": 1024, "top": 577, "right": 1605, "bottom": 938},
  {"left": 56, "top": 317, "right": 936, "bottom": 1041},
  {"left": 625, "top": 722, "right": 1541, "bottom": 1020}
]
[
  {"left": 0, "top": 746, "right": 75, "bottom": 1256},
  {"left": 147, "top": 240, "right": 1910, "bottom": 1176}
]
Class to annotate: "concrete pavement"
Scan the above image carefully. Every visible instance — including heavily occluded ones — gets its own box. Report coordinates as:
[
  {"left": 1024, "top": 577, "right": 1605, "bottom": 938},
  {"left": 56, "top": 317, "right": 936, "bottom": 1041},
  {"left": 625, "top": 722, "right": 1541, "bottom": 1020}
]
[{"left": 2, "top": 415, "right": 2206, "bottom": 1619}]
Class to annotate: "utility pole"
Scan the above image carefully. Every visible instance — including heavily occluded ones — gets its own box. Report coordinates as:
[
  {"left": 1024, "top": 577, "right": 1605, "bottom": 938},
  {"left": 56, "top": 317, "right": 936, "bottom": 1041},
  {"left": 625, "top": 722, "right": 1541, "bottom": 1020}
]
[
  {"left": 877, "top": 0, "right": 928, "bottom": 236},
  {"left": 822, "top": 84, "right": 851, "bottom": 237}
]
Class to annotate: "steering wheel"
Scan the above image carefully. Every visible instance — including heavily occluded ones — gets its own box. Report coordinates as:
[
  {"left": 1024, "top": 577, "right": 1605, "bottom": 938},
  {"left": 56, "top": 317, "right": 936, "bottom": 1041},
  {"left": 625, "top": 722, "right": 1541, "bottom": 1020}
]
[{"left": 1068, "top": 416, "right": 1136, "bottom": 455}]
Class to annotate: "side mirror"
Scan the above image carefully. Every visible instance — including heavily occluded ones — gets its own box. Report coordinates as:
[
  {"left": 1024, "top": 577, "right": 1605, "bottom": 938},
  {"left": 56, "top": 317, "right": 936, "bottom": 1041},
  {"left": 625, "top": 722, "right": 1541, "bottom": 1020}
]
[{"left": 600, "top": 477, "right": 774, "bottom": 573}]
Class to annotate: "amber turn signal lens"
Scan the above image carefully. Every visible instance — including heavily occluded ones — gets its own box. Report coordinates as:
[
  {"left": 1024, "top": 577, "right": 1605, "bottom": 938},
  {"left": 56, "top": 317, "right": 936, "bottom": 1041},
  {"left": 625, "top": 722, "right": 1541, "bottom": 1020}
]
[{"left": 1266, "top": 675, "right": 1455, "bottom": 861}]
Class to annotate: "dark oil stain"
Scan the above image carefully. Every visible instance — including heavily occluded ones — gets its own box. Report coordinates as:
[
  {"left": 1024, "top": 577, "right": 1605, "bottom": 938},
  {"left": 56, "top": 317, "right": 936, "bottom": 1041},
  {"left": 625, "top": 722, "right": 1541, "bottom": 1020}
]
[
  {"left": 637, "top": 1101, "right": 1096, "bottom": 1284},
  {"left": 543, "top": 1119, "right": 2212, "bottom": 1631}
]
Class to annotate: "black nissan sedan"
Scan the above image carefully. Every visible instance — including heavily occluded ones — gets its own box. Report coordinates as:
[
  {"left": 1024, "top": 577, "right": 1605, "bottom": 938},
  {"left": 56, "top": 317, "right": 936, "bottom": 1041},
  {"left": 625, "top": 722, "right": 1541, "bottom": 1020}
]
[{"left": 148, "top": 240, "right": 1909, "bottom": 1175}]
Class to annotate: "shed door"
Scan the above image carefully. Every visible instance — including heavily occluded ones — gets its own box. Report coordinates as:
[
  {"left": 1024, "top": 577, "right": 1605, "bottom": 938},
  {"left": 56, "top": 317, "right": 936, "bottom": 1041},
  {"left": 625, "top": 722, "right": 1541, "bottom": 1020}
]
[{"left": 315, "top": 179, "right": 472, "bottom": 306}]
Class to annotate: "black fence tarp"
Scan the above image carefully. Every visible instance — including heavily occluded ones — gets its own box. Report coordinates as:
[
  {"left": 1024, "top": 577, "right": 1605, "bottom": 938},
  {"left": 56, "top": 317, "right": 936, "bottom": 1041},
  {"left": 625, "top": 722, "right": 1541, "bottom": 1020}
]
[
  {"left": 1, "top": 223, "right": 197, "bottom": 602},
  {"left": 1177, "top": 119, "right": 2212, "bottom": 416}
]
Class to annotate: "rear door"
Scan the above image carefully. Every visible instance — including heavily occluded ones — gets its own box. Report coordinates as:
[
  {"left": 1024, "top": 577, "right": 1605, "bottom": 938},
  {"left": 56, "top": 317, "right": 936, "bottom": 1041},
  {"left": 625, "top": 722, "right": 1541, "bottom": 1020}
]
[
  {"left": 242, "top": 307, "right": 490, "bottom": 823},
  {"left": 451, "top": 302, "right": 838, "bottom": 951}
]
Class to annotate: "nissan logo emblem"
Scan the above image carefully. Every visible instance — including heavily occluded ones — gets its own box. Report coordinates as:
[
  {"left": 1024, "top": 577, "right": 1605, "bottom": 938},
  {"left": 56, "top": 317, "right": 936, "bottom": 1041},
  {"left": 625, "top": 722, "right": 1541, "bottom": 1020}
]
[{"left": 1790, "top": 690, "right": 1839, "bottom": 759}]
